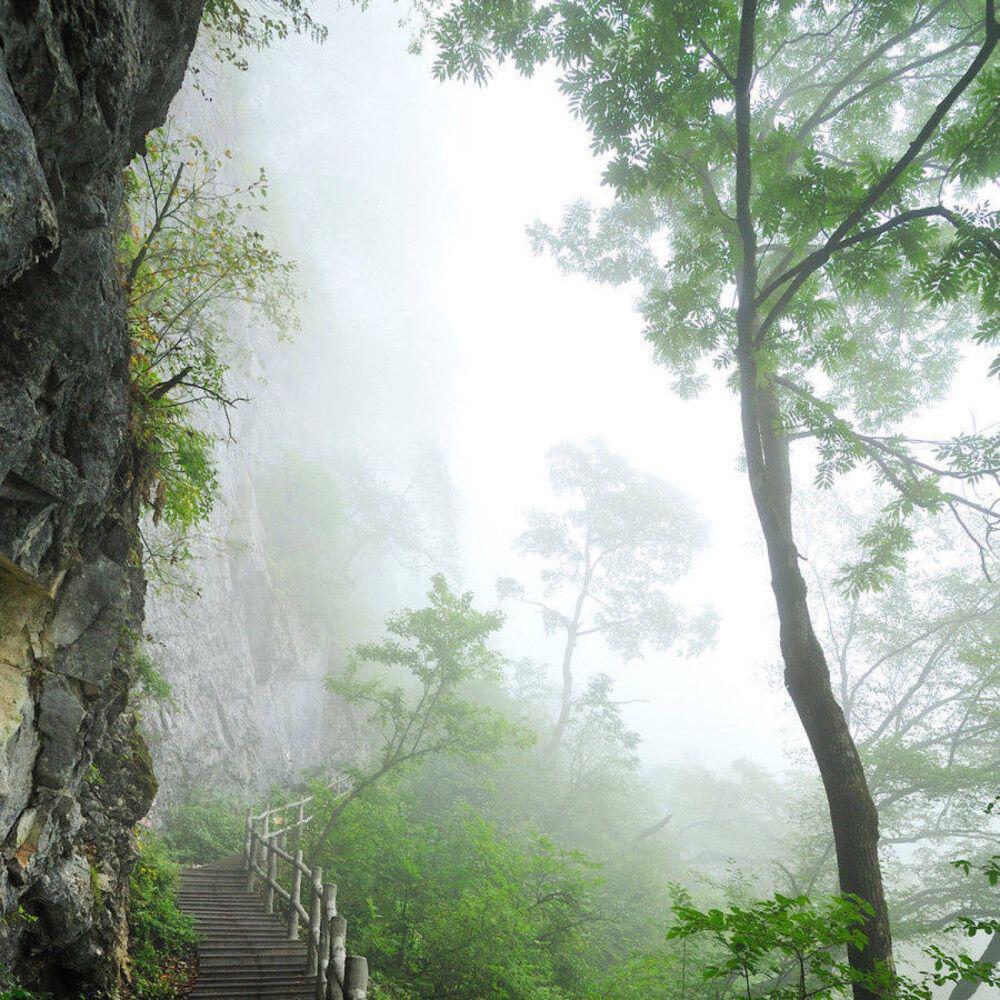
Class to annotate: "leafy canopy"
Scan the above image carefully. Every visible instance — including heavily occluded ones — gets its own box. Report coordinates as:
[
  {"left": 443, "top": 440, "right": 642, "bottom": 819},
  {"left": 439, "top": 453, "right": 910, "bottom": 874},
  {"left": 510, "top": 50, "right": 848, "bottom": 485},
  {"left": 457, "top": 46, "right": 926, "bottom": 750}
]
[
  {"left": 313, "top": 576, "right": 535, "bottom": 852},
  {"left": 327, "top": 575, "right": 533, "bottom": 769},
  {"left": 500, "top": 438, "right": 715, "bottom": 660},
  {"left": 433, "top": 0, "right": 1000, "bottom": 587}
]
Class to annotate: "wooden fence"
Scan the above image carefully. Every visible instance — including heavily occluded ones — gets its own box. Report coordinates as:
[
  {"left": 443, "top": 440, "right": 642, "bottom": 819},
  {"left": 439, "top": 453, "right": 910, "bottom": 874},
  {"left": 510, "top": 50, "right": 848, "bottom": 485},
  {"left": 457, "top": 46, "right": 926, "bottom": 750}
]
[{"left": 244, "top": 777, "right": 370, "bottom": 1000}]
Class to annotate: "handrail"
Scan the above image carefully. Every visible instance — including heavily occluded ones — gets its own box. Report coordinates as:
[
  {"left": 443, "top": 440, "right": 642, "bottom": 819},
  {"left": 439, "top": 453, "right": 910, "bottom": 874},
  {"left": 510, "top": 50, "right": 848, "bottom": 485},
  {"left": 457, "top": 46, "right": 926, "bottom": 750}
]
[
  {"left": 250, "top": 775, "right": 353, "bottom": 824},
  {"left": 244, "top": 778, "right": 369, "bottom": 999}
]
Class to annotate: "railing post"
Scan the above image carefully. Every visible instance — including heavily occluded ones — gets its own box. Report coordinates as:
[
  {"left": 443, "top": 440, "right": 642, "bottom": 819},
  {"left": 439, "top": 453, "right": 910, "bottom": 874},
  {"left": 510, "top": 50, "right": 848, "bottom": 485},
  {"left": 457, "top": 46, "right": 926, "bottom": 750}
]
[
  {"left": 315, "top": 883, "right": 337, "bottom": 1000},
  {"left": 344, "top": 956, "right": 369, "bottom": 1000},
  {"left": 265, "top": 831, "right": 277, "bottom": 915},
  {"left": 307, "top": 866, "right": 322, "bottom": 977},
  {"left": 240, "top": 786, "right": 370, "bottom": 988},
  {"left": 243, "top": 810, "right": 252, "bottom": 867},
  {"left": 277, "top": 830, "right": 287, "bottom": 913},
  {"left": 258, "top": 812, "right": 269, "bottom": 888},
  {"left": 288, "top": 847, "right": 303, "bottom": 940},
  {"left": 245, "top": 816, "right": 256, "bottom": 893},
  {"left": 327, "top": 914, "right": 347, "bottom": 1000}
]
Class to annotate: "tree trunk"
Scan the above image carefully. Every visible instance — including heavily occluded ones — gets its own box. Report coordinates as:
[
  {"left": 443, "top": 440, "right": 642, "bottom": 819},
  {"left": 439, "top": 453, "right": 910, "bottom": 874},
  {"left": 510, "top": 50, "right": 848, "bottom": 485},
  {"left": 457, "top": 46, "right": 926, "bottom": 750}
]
[
  {"left": 739, "top": 368, "right": 894, "bottom": 998},
  {"left": 547, "top": 625, "right": 579, "bottom": 753},
  {"left": 547, "top": 558, "right": 593, "bottom": 755},
  {"left": 730, "top": 3, "right": 892, "bottom": 987}
]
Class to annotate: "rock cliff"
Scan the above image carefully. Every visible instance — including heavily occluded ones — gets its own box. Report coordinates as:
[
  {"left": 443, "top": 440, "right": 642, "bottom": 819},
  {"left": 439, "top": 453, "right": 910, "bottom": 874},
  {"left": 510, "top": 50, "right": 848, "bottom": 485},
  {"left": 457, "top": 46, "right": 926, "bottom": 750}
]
[
  {"left": 142, "top": 458, "right": 340, "bottom": 813},
  {"left": 0, "top": 1, "right": 202, "bottom": 993}
]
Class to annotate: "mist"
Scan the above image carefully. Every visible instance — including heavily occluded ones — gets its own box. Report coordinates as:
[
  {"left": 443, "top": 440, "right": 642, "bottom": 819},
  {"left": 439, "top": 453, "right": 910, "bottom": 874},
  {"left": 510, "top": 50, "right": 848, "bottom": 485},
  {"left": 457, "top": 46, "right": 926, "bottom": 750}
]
[
  {"left": 0, "top": 1, "right": 996, "bottom": 998},
  {"left": 196, "top": 7, "right": 799, "bottom": 770}
]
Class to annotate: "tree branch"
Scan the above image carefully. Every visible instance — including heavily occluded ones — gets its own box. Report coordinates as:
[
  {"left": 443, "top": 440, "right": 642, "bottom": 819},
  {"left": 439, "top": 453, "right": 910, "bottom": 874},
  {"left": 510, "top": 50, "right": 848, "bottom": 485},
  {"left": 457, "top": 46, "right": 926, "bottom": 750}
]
[
  {"left": 757, "top": 11, "right": 1000, "bottom": 342},
  {"left": 145, "top": 365, "right": 193, "bottom": 401},
  {"left": 757, "top": 206, "right": 996, "bottom": 306},
  {"left": 127, "top": 163, "right": 184, "bottom": 287}
]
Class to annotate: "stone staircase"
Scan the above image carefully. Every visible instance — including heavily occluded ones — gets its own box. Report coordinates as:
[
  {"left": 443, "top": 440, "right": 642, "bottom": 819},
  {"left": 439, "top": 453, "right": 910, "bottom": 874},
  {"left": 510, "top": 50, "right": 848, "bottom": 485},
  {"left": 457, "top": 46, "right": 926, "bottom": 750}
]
[{"left": 178, "top": 854, "right": 317, "bottom": 999}]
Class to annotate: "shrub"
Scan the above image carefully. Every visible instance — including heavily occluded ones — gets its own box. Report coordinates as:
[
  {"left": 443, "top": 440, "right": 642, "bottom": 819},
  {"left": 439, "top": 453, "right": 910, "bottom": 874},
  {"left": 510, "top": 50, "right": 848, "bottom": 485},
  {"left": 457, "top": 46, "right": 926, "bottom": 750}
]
[
  {"left": 159, "top": 793, "right": 244, "bottom": 866},
  {"left": 0, "top": 984, "right": 45, "bottom": 1000},
  {"left": 128, "top": 832, "right": 196, "bottom": 999}
]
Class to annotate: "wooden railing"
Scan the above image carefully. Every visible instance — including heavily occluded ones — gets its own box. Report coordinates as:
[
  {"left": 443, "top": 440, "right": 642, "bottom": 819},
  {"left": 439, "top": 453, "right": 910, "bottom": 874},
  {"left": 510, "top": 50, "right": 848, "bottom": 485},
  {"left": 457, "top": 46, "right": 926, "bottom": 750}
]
[{"left": 244, "top": 778, "right": 370, "bottom": 999}]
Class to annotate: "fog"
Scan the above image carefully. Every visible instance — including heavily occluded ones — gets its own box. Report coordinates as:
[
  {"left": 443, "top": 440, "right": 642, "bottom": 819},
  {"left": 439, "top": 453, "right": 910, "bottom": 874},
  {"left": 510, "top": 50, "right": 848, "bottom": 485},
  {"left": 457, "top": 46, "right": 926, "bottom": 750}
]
[
  {"left": 132, "top": 4, "right": 1000, "bottom": 998},
  {"left": 219, "top": 6, "right": 801, "bottom": 771}
]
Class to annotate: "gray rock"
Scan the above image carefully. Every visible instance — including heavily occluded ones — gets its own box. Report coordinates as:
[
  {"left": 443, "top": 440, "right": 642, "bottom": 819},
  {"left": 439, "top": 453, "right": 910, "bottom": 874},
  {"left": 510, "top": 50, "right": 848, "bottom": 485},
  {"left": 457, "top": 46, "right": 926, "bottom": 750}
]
[
  {"left": 0, "top": 0, "right": 204, "bottom": 993},
  {"left": 0, "top": 694, "right": 38, "bottom": 833},
  {"left": 35, "top": 677, "right": 86, "bottom": 789},
  {"left": 50, "top": 557, "right": 126, "bottom": 648},
  {"left": 34, "top": 852, "right": 95, "bottom": 949},
  {"left": 0, "top": 60, "right": 58, "bottom": 285}
]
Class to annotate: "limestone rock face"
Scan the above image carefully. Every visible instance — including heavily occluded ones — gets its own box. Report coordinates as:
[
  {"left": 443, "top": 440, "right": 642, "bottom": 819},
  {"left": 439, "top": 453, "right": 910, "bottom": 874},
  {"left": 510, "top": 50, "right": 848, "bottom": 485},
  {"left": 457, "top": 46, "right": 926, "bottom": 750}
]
[
  {"left": 143, "top": 463, "right": 339, "bottom": 813},
  {"left": 0, "top": 1, "right": 202, "bottom": 994}
]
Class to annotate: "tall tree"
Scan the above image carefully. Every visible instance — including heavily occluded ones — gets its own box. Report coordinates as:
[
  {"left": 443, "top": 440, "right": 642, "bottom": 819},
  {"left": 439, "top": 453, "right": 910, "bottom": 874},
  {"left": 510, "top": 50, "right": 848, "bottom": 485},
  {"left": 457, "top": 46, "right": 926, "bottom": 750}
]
[
  {"left": 498, "top": 439, "right": 714, "bottom": 751},
  {"left": 432, "top": 2, "right": 1000, "bottom": 992}
]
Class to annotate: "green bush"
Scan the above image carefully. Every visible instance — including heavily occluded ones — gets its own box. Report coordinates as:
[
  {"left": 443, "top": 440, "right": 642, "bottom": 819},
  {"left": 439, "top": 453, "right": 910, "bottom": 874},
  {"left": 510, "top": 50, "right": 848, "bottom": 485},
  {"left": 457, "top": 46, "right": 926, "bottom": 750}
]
[
  {"left": 128, "top": 832, "right": 196, "bottom": 999},
  {"left": 0, "top": 987, "right": 45, "bottom": 1000},
  {"left": 159, "top": 793, "right": 244, "bottom": 866},
  {"left": 303, "top": 786, "right": 603, "bottom": 1000}
]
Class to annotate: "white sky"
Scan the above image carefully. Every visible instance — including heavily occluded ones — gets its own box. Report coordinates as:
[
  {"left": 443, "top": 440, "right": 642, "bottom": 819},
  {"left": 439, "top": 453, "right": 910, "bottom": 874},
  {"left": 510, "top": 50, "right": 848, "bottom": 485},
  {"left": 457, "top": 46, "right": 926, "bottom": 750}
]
[{"left": 216, "top": 1, "right": 991, "bottom": 775}]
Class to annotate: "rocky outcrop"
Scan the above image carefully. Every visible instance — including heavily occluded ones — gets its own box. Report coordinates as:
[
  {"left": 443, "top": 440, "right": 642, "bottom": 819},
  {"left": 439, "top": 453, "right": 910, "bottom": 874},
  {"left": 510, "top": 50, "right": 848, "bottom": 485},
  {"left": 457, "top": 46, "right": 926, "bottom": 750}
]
[
  {"left": 0, "top": 1, "right": 202, "bottom": 994},
  {"left": 143, "top": 461, "right": 340, "bottom": 812}
]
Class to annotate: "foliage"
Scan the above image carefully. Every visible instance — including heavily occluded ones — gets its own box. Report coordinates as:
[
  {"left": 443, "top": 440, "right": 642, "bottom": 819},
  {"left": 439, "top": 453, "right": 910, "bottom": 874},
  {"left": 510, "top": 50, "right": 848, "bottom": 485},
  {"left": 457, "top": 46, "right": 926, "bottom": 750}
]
[
  {"left": 306, "top": 782, "right": 605, "bottom": 999},
  {"left": 795, "top": 506, "right": 1000, "bottom": 938},
  {"left": 669, "top": 891, "right": 872, "bottom": 999},
  {"left": 158, "top": 792, "right": 246, "bottom": 867},
  {"left": 174, "top": 599, "right": 997, "bottom": 1000},
  {"left": 121, "top": 127, "right": 297, "bottom": 577},
  {"left": 315, "top": 575, "right": 534, "bottom": 847},
  {"left": 500, "top": 438, "right": 715, "bottom": 746},
  {"left": 560, "top": 673, "right": 640, "bottom": 807},
  {"left": 504, "top": 438, "right": 714, "bottom": 658},
  {"left": 668, "top": 883, "right": 1000, "bottom": 1000},
  {"left": 430, "top": 3, "right": 999, "bottom": 987},
  {"left": 0, "top": 966, "right": 45, "bottom": 1000},
  {"left": 201, "top": 0, "right": 328, "bottom": 69},
  {"left": 133, "top": 646, "right": 175, "bottom": 706},
  {"left": 127, "top": 832, "right": 196, "bottom": 1000},
  {"left": 329, "top": 574, "right": 531, "bottom": 766},
  {"left": 294, "top": 741, "right": 999, "bottom": 1000},
  {"left": 431, "top": 0, "right": 999, "bottom": 583},
  {"left": 279, "top": 583, "right": 704, "bottom": 997}
]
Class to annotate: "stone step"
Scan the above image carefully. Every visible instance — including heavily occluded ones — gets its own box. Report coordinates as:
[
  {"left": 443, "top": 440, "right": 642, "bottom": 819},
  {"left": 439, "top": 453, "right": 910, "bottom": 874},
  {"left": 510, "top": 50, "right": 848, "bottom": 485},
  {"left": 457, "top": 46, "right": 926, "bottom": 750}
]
[
  {"left": 190, "top": 990, "right": 315, "bottom": 996},
  {"left": 178, "top": 858, "right": 316, "bottom": 997}
]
